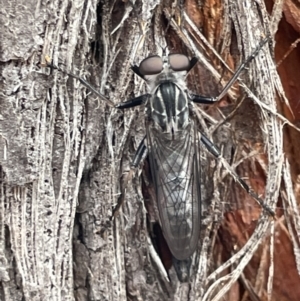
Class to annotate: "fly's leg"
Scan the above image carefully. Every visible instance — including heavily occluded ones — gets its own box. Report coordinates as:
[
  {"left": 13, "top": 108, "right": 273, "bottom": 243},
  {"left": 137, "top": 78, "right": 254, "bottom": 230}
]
[
  {"left": 190, "top": 37, "right": 269, "bottom": 105},
  {"left": 112, "top": 136, "right": 148, "bottom": 219},
  {"left": 115, "top": 94, "right": 149, "bottom": 109},
  {"left": 200, "top": 133, "right": 220, "bottom": 157},
  {"left": 43, "top": 57, "right": 115, "bottom": 107},
  {"left": 131, "top": 137, "right": 147, "bottom": 168},
  {"left": 190, "top": 38, "right": 274, "bottom": 216},
  {"left": 111, "top": 96, "right": 149, "bottom": 217},
  {"left": 44, "top": 56, "right": 150, "bottom": 109},
  {"left": 200, "top": 132, "right": 276, "bottom": 218},
  {"left": 190, "top": 94, "right": 218, "bottom": 104}
]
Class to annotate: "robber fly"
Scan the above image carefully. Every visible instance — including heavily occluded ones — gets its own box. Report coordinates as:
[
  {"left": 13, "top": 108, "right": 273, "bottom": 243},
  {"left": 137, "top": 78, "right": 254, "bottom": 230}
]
[
  {"left": 125, "top": 52, "right": 203, "bottom": 260},
  {"left": 45, "top": 37, "right": 273, "bottom": 272},
  {"left": 113, "top": 38, "right": 272, "bottom": 262}
]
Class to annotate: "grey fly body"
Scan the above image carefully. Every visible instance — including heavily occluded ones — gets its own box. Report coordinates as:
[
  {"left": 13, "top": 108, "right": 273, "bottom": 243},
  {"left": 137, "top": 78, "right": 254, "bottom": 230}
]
[
  {"left": 129, "top": 52, "right": 202, "bottom": 260},
  {"left": 45, "top": 37, "right": 274, "bottom": 281},
  {"left": 114, "top": 38, "right": 274, "bottom": 263}
]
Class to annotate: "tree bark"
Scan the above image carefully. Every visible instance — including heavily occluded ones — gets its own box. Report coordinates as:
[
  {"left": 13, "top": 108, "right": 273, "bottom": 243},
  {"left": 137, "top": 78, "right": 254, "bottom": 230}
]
[{"left": 1, "top": 0, "right": 300, "bottom": 300}]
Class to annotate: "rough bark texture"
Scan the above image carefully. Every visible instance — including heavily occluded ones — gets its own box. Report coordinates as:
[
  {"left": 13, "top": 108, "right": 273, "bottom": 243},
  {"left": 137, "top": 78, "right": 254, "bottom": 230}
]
[{"left": 0, "top": 0, "right": 300, "bottom": 300}]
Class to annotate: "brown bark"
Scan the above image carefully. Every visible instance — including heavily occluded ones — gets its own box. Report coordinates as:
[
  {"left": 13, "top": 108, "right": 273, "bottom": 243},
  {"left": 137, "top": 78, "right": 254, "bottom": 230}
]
[{"left": 0, "top": 0, "right": 300, "bottom": 300}]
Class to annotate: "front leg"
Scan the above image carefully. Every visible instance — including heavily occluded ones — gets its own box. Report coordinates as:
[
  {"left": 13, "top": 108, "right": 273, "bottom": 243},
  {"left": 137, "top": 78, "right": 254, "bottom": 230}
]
[
  {"left": 190, "top": 93, "right": 217, "bottom": 104},
  {"left": 115, "top": 94, "right": 150, "bottom": 109},
  {"left": 190, "top": 38, "right": 269, "bottom": 106},
  {"left": 44, "top": 57, "right": 149, "bottom": 109}
]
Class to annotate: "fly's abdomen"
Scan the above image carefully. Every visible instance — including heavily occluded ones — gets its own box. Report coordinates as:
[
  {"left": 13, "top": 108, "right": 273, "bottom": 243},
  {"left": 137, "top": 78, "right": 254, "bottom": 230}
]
[{"left": 162, "top": 174, "right": 199, "bottom": 259}]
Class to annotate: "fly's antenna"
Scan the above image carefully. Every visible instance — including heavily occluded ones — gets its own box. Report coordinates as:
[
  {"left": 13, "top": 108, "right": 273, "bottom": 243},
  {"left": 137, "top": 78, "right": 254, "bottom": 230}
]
[
  {"left": 153, "top": 38, "right": 167, "bottom": 58},
  {"left": 161, "top": 45, "right": 168, "bottom": 62}
]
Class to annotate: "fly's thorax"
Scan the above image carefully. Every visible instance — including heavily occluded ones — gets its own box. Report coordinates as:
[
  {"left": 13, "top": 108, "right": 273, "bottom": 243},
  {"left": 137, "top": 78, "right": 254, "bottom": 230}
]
[{"left": 145, "top": 73, "right": 191, "bottom": 136}]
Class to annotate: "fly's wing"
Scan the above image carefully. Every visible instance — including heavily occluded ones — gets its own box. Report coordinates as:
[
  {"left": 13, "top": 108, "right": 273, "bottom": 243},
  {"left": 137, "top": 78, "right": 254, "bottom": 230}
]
[{"left": 147, "top": 122, "right": 201, "bottom": 260}]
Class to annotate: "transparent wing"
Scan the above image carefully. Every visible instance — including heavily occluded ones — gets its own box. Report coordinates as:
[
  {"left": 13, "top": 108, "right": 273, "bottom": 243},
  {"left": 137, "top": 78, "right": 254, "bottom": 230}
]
[{"left": 146, "top": 122, "right": 201, "bottom": 260}]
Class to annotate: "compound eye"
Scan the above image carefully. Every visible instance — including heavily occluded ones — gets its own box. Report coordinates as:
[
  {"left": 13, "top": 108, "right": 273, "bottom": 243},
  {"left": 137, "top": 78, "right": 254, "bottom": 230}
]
[
  {"left": 139, "top": 55, "right": 163, "bottom": 75},
  {"left": 169, "top": 54, "right": 190, "bottom": 71}
]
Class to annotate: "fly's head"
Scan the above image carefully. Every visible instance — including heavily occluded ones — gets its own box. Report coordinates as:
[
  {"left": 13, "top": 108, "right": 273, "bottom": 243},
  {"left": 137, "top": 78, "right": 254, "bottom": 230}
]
[
  {"left": 132, "top": 52, "right": 197, "bottom": 91},
  {"left": 132, "top": 52, "right": 198, "bottom": 135}
]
